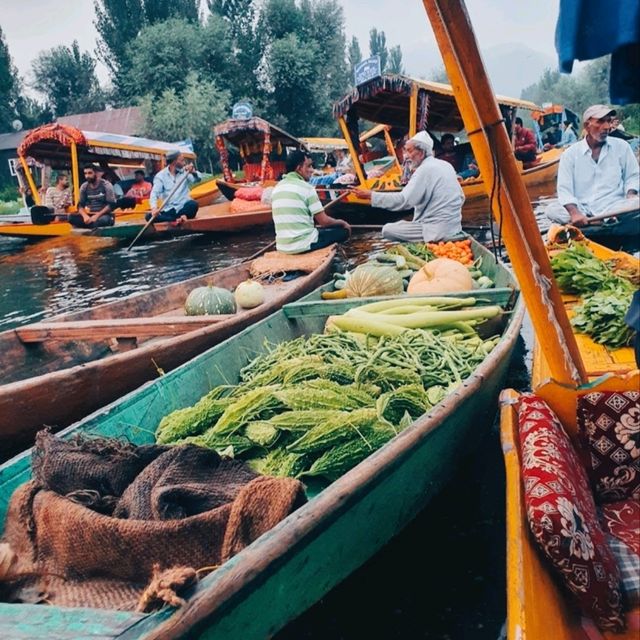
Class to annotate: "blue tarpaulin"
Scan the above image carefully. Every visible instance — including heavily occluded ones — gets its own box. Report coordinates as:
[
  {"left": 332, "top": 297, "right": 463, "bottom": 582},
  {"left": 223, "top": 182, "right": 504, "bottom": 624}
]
[{"left": 555, "top": 0, "right": 640, "bottom": 104}]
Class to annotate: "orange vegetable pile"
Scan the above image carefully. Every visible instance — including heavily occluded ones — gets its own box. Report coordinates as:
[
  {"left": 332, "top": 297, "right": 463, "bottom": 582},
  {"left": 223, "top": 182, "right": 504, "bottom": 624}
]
[{"left": 426, "top": 239, "right": 474, "bottom": 266}]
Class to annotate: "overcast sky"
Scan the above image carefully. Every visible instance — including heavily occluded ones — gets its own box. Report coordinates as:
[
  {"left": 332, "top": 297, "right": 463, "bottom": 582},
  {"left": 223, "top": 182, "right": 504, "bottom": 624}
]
[{"left": 1, "top": 0, "right": 562, "bottom": 86}]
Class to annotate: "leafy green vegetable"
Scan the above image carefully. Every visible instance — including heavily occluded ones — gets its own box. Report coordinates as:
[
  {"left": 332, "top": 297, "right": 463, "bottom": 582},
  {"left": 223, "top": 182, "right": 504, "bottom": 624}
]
[{"left": 572, "top": 288, "right": 634, "bottom": 348}]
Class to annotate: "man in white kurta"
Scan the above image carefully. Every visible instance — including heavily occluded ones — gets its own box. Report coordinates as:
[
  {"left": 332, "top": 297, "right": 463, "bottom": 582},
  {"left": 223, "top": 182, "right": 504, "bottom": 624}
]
[
  {"left": 545, "top": 105, "right": 639, "bottom": 226},
  {"left": 353, "top": 131, "right": 464, "bottom": 242}
]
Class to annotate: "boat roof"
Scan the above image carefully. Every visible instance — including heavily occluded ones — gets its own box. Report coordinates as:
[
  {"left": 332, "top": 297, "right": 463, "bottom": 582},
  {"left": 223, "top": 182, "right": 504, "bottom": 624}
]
[
  {"left": 214, "top": 117, "right": 301, "bottom": 148},
  {"left": 300, "top": 137, "right": 348, "bottom": 152},
  {"left": 333, "top": 74, "right": 542, "bottom": 132},
  {"left": 17, "top": 123, "right": 196, "bottom": 167}
]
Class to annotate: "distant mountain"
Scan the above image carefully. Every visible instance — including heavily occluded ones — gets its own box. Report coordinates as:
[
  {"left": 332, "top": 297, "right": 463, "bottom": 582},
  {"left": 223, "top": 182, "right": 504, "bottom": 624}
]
[{"left": 402, "top": 41, "right": 556, "bottom": 99}]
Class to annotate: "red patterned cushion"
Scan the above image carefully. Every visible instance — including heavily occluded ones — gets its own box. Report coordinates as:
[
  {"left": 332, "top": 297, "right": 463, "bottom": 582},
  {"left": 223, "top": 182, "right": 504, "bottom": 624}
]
[
  {"left": 578, "top": 391, "right": 640, "bottom": 503},
  {"left": 518, "top": 394, "right": 625, "bottom": 631},
  {"left": 601, "top": 500, "right": 640, "bottom": 557}
]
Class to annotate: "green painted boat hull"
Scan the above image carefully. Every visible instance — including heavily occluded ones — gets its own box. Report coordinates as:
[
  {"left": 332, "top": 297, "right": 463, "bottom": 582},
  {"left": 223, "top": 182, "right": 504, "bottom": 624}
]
[{"left": 0, "top": 241, "right": 523, "bottom": 639}]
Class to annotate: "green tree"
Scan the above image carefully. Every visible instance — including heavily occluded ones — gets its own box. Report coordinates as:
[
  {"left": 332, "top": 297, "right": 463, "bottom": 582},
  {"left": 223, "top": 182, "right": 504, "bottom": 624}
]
[
  {"left": 140, "top": 74, "right": 230, "bottom": 171},
  {"left": 31, "top": 41, "right": 105, "bottom": 117},
  {"left": 264, "top": 33, "right": 324, "bottom": 134},
  {"left": 94, "top": 0, "right": 144, "bottom": 76},
  {"left": 122, "top": 19, "right": 204, "bottom": 99},
  {"left": 144, "top": 0, "right": 199, "bottom": 24},
  {"left": 348, "top": 36, "right": 362, "bottom": 70},
  {"left": 208, "top": 0, "right": 264, "bottom": 99},
  {"left": 369, "top": 28, "right": 388, "bottom": 72},
  {"left": 0, "top": 26, "right": 19, "bottom": 132},
  {"left": 260, "top": 0, "right": 303, "bottom": 41},
  {"left": 388, "top": 45, "right": 404, "bottom": 75}
]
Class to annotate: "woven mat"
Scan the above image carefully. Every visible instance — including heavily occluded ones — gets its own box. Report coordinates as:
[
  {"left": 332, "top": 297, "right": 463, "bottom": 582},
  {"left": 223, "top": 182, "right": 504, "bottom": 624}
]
[{"left": 250, "top": 245, "right": 333, "bottom": 278}]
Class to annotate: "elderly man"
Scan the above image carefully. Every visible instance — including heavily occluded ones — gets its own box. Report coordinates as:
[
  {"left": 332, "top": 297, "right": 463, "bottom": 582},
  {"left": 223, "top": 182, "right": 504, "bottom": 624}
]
[
  {"left": 148, "top": 150, "right": 201, "bottom": 223},
  {"left": 546, "top": 105, "right": 639, "bottom": 226},
  {"left": 353, "top": 131, "right": 464, "bottom": 242},
  {"left": 272, "top": 149, "right": 351, "bottom": 254}
]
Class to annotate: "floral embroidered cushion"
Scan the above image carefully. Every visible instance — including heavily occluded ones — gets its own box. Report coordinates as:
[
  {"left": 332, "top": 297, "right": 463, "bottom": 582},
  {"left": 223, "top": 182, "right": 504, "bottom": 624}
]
[
  {"left": 600, "top": 499, "right": 640, "bottom": 557},
  {"left": 518, "top": 394, "right": 625, "bottom": 631},
  {"left": 577, "top": 391, "right": 640, "bottom": 503}
]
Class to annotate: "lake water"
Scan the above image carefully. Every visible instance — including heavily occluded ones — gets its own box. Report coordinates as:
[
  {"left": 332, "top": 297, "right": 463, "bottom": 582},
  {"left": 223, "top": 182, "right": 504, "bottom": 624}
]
[{"left": 0, "top": 228, "right": 533, "bottom": 639}]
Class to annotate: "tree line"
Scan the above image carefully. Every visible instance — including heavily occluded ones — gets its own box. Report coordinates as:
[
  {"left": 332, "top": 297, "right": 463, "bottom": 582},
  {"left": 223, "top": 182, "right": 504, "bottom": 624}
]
[
  {"left": 0, "top": 0, "right": 406, "bottom": 173},
  {"left": 521, "top": 56, "right": 639, "bottom": 134}
]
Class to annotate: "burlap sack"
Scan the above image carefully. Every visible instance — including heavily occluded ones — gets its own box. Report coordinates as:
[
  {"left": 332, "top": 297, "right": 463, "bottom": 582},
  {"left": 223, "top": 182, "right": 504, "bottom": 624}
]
[
  {"left": 0, "top": 433, "right": 306, "bottom": 611},
  {"left": 250, "top": 244, "right": 334, "bottom": 278}
]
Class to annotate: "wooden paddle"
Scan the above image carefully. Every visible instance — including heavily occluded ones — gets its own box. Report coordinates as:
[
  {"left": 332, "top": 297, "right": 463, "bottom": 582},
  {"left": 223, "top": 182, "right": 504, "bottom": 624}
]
[
  {"left": 585, "top": 199, "right": 640, "bottom": 225},
  {"left": 126, "top": 170, "right": 191, "bottom": 251}
]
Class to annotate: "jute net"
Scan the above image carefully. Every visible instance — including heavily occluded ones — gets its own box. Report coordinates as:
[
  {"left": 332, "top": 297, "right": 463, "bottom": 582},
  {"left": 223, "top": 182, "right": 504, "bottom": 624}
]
[
  {"left": 249, "top": 245, "right": 333, "bottom": 278},
  {"left": 0, "top": 431, "right": 306, "bottom": 611}
]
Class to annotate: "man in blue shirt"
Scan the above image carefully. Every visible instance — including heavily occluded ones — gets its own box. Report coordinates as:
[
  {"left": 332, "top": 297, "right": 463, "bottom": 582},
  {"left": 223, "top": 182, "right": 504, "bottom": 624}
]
[
  {"left": 545, "top": 105, "right": 639, "bottom": 226},
  {"left": 148, "top": 150, "right": 201, "bottom": 223}
]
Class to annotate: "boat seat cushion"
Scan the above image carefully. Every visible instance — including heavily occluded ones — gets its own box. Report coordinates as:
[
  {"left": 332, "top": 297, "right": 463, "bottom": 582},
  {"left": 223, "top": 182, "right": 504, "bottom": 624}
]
[
  {"left": 577, "top": 391, "right": 640, "bottom": 503},
  {"left": 518, "top": 394, "right": 625, "bottom": 631},
  {"left": 600, "top": 500, "right": 640, "bottom": 607}
]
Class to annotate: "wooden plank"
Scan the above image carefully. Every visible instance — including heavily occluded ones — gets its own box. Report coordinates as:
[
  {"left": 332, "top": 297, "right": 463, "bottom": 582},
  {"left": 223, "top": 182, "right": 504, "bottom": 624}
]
[
  {"left": 283, "top": 288, "right": 514, "bottom": 318},
  {"left": 16, "top": 315, "right": 236, "bottom": 343}
]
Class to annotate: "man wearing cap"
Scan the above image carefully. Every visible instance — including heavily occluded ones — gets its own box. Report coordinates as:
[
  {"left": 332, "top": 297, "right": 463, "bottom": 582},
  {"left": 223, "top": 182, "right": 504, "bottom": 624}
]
[
  {"left": 148, "top": 150, "right": 201, "bottom": 223},
  {"left": 353, "top": 131, "right": 464, "bottom": 242},
  {"left": 546, "top": 105, "right": 639, "bottom": 226}
]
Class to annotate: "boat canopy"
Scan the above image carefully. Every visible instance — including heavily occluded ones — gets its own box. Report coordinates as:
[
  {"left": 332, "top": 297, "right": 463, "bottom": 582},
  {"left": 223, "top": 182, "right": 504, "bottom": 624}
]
[
  {"left": 214, "top": 117, "right": 301, "bottom": 149},
  {"left": 332, "top": 74, "right": 541, "bottom": 132},
  {"left": 299, "top": 137, "right": 348, "bottom": 152},
  {"left": 214, "top": 117, "right": 301, "bottom": 184},
  {"left": 17, "top": 123, "right": 195, "bottom": 168}
]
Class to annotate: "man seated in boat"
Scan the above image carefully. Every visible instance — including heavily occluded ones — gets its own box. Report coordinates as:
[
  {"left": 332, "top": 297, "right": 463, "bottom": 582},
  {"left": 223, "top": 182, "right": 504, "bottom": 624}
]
[
  {"left": 544, "top": 120, "right": 577, "bottom": 150},
  {"left": 352, "top": 131, "right": 464, "bottom": 242},
  {"left": 271, "top": 149, "right": 351, "bottom": 254},
  {"left": 112, "top": 169, "right": 152, "bottom": 211},
  {"left": 68, "top": 165, "right": 117, "bottom": 229},
  {"left": 513, "top": 117, "right": 538, "bottom": 163},
  {"left": 435, "top": 133, "right": 463, "bottom": 172},
  {"left": 148, "top": 150, "right": 201, "bottom": 224},
  {"left": 43, "top": 173, "right": 72, "bottom": 219},
  {"left": 545, "top": 105, "right": 639, "bottom": 227}
]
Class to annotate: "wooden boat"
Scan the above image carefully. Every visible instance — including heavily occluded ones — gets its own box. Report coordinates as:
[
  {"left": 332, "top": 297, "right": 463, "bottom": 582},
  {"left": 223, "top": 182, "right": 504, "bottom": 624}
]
[
  {"left": 0, "top": 124, "right": 217, "bottom": 240},
  {"left": 0, "top": 244, "right": 334, "bottom": 459},
  {"left": 320, "top": 75, "right": 559, "bottom": 227},
  {"left": 100, "top": 199, "right": 274, "bottom": 241},
  {"left": 501, "top": 239, "right": 639, "bottom": 639},
  {"left": 0, "top": 235, "right": 523, "bottom": 637},
  {"left": 214, "top": 116, "right": 302, "bottom": 201}
]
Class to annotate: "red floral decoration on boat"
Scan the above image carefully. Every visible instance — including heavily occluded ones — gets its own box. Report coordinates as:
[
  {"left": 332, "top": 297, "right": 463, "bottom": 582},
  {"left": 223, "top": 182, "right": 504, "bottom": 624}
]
[
  {"left": 577, "top": 391, "right": 640, "bottom": 503},
  {"left": 18, "top": 124, "right": 86, "bottom": 158},
  {"left": 518, "top": 394, "right": 625, "bottom": 632},
  {"left": 215, "top": 135, "right": 233, "bottom": 183}
]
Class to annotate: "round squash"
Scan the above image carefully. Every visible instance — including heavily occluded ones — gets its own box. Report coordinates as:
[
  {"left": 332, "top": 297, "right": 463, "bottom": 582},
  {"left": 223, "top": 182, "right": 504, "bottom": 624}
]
[
  {"left": 344, "top": 264, "right": 404, "bottom": 298},
  {"left": 235, "top": 280, "right": 265, "bottom": 309},
  {"left": 184, "top": 286, "right": 236, "bottom": 316},
  {"left": 407, "top": 258, "right": 473, "bottom": 294}
]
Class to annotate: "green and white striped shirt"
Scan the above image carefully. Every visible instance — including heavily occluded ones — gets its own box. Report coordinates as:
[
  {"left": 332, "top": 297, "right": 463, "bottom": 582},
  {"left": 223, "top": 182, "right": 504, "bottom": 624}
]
[{"left": 271, "top": 172, "right": 323, "bottom": 254}]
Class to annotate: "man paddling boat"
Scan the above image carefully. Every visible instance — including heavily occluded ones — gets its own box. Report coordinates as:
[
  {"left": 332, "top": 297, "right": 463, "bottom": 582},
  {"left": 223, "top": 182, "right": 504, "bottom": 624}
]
[
  {"left": 353, "top": 131, "right": 464, "bottom": 242},
  {"left": 271, "top": 150, "right": 351, "bottom": 254},
  {"left": 546, "top": 104, "right": 639, "bottom": 227}
]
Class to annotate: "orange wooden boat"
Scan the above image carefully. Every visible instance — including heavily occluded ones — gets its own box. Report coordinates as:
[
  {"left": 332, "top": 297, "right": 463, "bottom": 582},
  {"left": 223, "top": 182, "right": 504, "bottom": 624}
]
[
  {"left": 0, "top": 244, "right": 335, "bottom": 459},
  {"left": 500, "top": 238, "right": 639, "bottom": 640},
  {"left": 321, "top": 75, "right": 559, "bottom": 227}
]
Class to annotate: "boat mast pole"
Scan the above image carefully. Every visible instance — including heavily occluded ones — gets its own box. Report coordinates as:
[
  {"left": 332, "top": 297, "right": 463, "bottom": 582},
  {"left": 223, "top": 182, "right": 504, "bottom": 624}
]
[{"left": 420, "top": 0, "right": 587, "bottom": 385}]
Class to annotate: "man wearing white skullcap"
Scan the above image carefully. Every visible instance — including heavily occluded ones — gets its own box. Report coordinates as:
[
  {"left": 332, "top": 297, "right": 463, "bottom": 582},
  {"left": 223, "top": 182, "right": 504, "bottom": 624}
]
[
  {"left": 545, "top": 104, "right": 639, "bottom": 226},
  {"left": 353, "top": 131, "right": 464, "bottom": 242}
]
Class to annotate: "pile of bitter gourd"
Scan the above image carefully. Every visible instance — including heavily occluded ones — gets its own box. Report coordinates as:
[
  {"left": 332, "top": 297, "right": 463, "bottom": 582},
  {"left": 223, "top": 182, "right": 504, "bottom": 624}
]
[{"left": 155, "top": 303, "right": 501, "bottom": 484}]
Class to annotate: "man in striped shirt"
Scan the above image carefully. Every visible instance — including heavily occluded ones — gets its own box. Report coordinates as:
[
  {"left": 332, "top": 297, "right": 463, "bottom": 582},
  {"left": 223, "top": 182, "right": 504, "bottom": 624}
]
[{"left": 271, "top": 150, "right": 351, "bottom": 254}]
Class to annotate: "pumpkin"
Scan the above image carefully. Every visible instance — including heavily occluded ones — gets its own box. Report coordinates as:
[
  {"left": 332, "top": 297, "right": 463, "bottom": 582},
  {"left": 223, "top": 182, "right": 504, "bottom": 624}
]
[
  {"left": 344, "top": 264, "right": 404, "bottom": 298},
  {"left": 235, "top": 280, "right": 265, "bottom": 309},
  {"left": 407, "top": 258, "right": 473, "bottom": 294},
  {"left": 184, "top": 286, "right": 236, "bottom": 316}
]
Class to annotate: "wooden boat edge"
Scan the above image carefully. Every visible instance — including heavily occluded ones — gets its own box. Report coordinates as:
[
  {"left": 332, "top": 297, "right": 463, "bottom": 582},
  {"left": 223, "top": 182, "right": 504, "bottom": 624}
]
[{"left": 125, "top": 296, "right": 526, "bottom": 638}]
